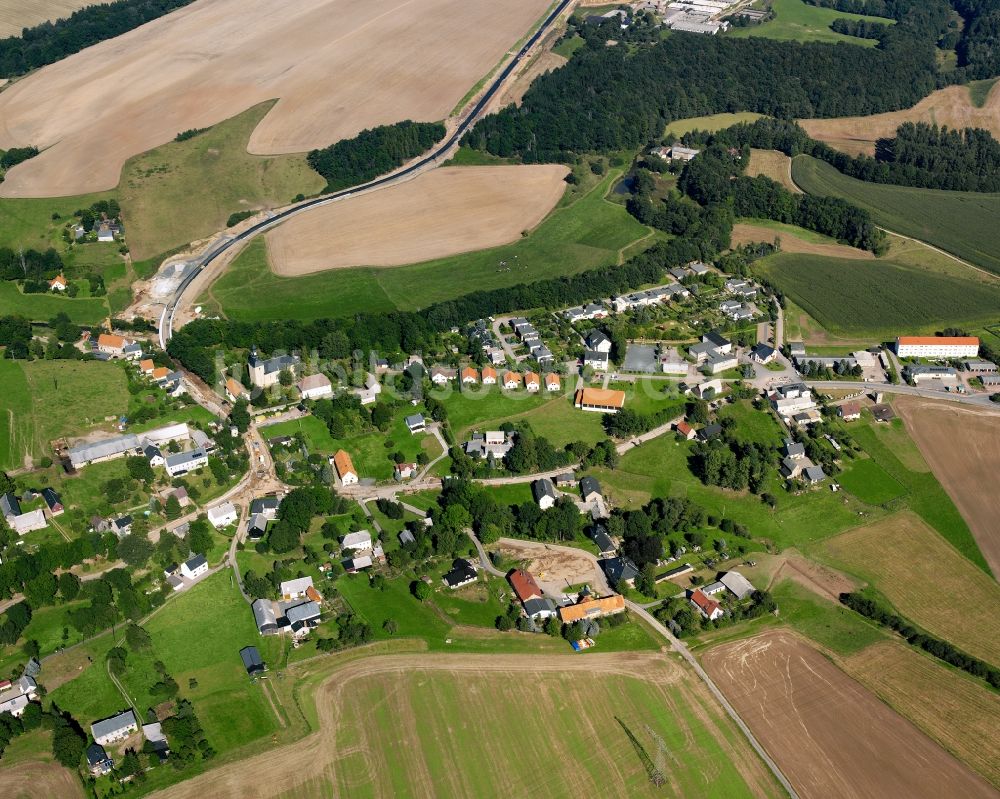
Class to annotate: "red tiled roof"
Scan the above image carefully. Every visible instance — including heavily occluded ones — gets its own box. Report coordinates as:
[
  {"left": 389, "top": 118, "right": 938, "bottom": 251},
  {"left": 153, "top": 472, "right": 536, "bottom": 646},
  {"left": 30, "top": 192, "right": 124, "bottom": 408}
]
[
  {"left": 690, "top": 589, "right": 720, "bottom": 616},
  {"left": 508, "top": 569, "right": 542, "bottom": 602}
]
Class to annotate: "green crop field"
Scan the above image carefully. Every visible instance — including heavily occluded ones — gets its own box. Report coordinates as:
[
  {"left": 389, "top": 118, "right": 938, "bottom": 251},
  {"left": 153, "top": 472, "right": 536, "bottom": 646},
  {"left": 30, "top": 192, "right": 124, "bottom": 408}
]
[
  {"left": 204, "top": 169, "right": 653, "bottom": 321},
  {"left": 665, "top": 112, "right": 765, "bottom": 139},
  {"left": 0, "top": 359, "right": 128, "bottom": 470},
  {"left": 792, "top": 155, "right": 1000, "bottom": 275},
  {"left": 726, "top": 0, "right": 892, "bottom": 45},
  {"left": 120, "top": 102, "right": 324, "bottom": 261},
  {"left": 756, "top": 253, "right": 1000, "bottom": 338}
]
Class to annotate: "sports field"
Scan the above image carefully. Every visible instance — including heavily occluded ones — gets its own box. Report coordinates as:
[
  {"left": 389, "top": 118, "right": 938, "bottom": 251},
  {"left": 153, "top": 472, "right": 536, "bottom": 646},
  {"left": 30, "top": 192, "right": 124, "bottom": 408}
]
[
  {"left": 746, "top": 149, "right": 800, "bottom": 193},
  {"left": 0, "top": 359, "right": 129, "bottom": 470},
  {"left": 819, "top": 512, "right": 1000, "bottom": 665},
  {"left": 266, "top": 165, "right": 569, "bottom": 274},
  {"left": 726, "top": 0, "right": 891, "bottom": 45},
  {"left": 732, "top": 220, "right": 872, "bottom": 260},
  {"left": 0, "top": 0, "right": 92, "bottom": 36},
  {"left": 147, "top": 652, "right": 785, "bottom": 799},
  {"left": 205, "top": 169, "right": 651, "bottom": 320},
  {"left": 120, "top": 102, "right": 323, "bottom": 261},
  {"left": 704, "top": 632, "right": 996, "bottom": 799},
  {"left": 895, "top": 398, "right": 1000, "bottom": 577},
  {"left": 756, "top": 252, "right": 1000, "bottom": 338},
  {"left": 0, "top": 0, "right": 550, "bottom": 196},
  {"left": 841, "top": 641, "right": 1000, "bottom": 788},
  {"left": 791, "top": 155, "right": 1000, "bottom": 275},
  {"left": 800, "top": 82, "right": 1000, "bottom": 157}
]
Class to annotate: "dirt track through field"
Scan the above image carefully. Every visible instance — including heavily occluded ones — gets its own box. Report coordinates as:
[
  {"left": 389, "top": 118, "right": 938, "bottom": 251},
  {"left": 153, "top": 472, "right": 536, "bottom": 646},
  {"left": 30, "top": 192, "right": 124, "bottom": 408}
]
[
  {"left": 0, "top": 760, "right": 85, "bottom": 799},
  {"left": 731, "top": 223, "right": 873, "bottom": 260},
  {"left": 702, "top": 631, "right": 998, "bottom": 799},
  {"left": 266, "top": 165, "right": 569, "bottom": 274},
  {"left": 146, "top": 651, "right": 782, "bottom": 799},
  {"left": 895, "top": 397, "right": 1000, "bottom": 577},
  {"left": 800, "top": 83, "right": 1000, "bottom": 156},
  {"left": 0, "top": 0, "right": 550, "bottom": 197}
]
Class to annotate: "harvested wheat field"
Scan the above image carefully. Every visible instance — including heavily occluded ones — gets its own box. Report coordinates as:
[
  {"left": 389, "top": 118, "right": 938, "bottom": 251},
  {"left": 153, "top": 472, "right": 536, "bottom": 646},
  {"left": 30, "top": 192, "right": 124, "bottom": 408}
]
[
  {"left": 703, "top": 631, "right": 997, "bottom": 799},
  {"left": 820, "top": 511, "right": 1000, "bottom": 664},
  {"left": 731, "top": 222, "right": 873, "bottom": 260},
  {"left": 896, "top": 397, "right": 1000, "bottom": 577},
  {"left": 0, "top": 0, "right": 94, "bottom": 37},
  {"left": 841, "top": 640, "right": 1000, "bottom": 787},
  {"left": 148, "top": 653, "right": 784, "bottom": 799},
  {"left": 0, "top": 760, "right": 84, "bottom": 799},
  {"left": 0, "top": 0, "right": 549, "bottom": 197},
  {"left": 800, "top": 83, "right": 1000, "bottom": 156},
  {"left": 267, "top": 165, "right": 569, "bottom": 274},
  {"left": 747, "top": 149, "right": 801, "bottom": 193}
]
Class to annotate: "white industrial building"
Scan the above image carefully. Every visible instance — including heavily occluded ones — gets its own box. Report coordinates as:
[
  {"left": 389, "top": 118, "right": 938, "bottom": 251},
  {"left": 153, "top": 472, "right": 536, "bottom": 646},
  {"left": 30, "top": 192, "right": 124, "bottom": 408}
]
[{"left": 895, "top": 336, "right": 979, "bottom": 359}]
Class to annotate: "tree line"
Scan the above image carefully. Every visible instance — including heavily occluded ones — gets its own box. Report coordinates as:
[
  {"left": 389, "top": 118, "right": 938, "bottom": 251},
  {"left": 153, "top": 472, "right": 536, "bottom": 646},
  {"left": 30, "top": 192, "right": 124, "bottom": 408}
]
[
  {"left": 0, "top": 0, "right": 197, "bottom": 78},
  {"left": 306, "top": 121, "right": 445, "bottom": 191}
]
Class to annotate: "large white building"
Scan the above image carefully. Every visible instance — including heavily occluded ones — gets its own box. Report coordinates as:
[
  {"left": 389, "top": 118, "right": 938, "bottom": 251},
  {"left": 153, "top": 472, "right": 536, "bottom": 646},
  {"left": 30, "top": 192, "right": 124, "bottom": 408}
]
[{"left": 895, "top": 336, "right": 979, "bottom": 359}]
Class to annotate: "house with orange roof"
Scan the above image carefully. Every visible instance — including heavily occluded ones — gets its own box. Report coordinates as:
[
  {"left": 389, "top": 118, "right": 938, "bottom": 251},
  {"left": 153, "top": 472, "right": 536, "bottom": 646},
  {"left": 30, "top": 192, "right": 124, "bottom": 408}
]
[
  {"left": 674, "top": 420, "right": 696, "bottom": 440},
  {"left": 96, "top": 333, "right": 129, "bottom": 358},
  {"left": 895, "top": 335, "right": 979, "bottom": 358},
  {"left": 151, "top": 367, "right": 170, "bottom": 382},
  {"left": 574, "top": 387, "right": 626, "bottom": 414},
  {"left": 557, "top": 594, "right": 625, "bottom": 623},
  {"left": 332, "top": 450, "right": 358, "bottom": 486},
  {"left": 305, "top": 585, "right": 323, "bottom": 603},
  {"left": 545, "top": 373, "right": 560, "bottom": 392},
  {"left": 502, "top": 371, "right": 522, "bottom": 390},
  {"left": 689, "top": 588, "right": 724, "bottom": 620},
  {"left": 225, "top": 377, "right": 249, "bottom": 402},
  {"left": 48, "top": 275, "right": 68, "bottom": 292},
  {"left": 139, "top": 359, "right": 155, "bottom": 375},
  {"left": 481, "top": 366, "right": 497, "bottom": 385},
  {"left": 461, "top": 366, "right": 479, "bottom": 384},
  {"left": 508, "top": 569, "right": 543, "bottom": 604},
  {"left": 524, "top": 371, "right": 540, "bottom": 392}
]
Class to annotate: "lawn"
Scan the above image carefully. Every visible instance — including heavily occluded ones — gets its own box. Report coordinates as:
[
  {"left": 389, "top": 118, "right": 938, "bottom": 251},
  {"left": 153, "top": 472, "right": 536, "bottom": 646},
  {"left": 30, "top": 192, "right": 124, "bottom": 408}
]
[
  {"left": 836, "top": 457, "right": 906, "bottom": 505},
  {"left": 119, "top": 102, "right": 324, "bottom": 261},
  {"left": 792, "top": 155, "right": 1000, "bottom": 275},
  {"left": 756, "top": 252, "right": 1000, "bottom": 339},
  {"left": 726, "top": 0, "right": 892, "bottom": 45},
  {"left": 0, "top": 281, "right": 109, "bottom": 324},
  {"left": 664, "top": 112, "right": 765, "bottom": 139},
  {"left": 717, "top": 400, "right": 784, "bottom": 447},
  {"left": 770, "top": 579, "right": 885, "bottom": 655},
  {"left": 205, "top": 168, "right": 653, "bottom": 320}
]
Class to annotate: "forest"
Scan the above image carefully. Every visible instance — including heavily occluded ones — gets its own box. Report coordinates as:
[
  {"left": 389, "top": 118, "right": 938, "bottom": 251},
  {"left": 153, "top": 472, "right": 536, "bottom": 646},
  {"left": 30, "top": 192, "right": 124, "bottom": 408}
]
[
  {"left": 0, "top": 0, "right": 196, "bottom": 78},
  {"left": 306, "top": 121, "right": 445, "bottom": 192}
]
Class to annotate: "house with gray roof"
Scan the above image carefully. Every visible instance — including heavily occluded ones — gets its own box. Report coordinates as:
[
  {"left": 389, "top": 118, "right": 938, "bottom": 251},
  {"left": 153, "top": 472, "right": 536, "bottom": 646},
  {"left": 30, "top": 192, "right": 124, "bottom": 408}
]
[
  {"left": 285, "top": 600, "right": 321, "bottom": 636},
  {"left": 0, "top": 492, "right": 20, "bottom": 520},
  {"left": 522, "top": 597, "right": 557, "bottom": 620},
  {"left": 164, "top": 447, "right": 208, "bottom": 477},
  {"left": 803, "top": 465, "right": 827, "bottom": 484},
  {"left": 248, "top": 347, "right": 300, "bottom": 389},
  {"left": 532, "top": 478, "right": 557, "bottom": 510},
  {"left": 579, "top": 476, "right": 602, "bottom": 503},
  {"left": 252, "top": 599, "right": 278, "bottom": 635},
  {"left": 719, "top": 571, "right": 755, "bottom": 600},
  {"left": 602, "top": 556, "right": 639, "bottom": 587},
  {"left": 91, "top": 709, "right": 139, "bottom": 745}
]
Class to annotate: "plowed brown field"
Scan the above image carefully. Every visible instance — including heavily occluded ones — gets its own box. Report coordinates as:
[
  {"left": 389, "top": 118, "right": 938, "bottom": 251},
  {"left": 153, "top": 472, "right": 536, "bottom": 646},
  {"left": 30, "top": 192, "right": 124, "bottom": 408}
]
[
  {"left": 800, "top": 84, "right": 1000, "bottom": 156},
  {"left": 0, "top": 0, "right": 549, "bottom": 197},
  {"left": 0, "top": 760, "right": 84, "bottom": 799},
  {"left": 703, "top": 631, "right": 998, "bottom": 799},
  {"left": 266, "top": 165, "right": 569, "bottom": 274},
  {"left": 896, "top": 397, "right": 1000, "bottom": 577}
]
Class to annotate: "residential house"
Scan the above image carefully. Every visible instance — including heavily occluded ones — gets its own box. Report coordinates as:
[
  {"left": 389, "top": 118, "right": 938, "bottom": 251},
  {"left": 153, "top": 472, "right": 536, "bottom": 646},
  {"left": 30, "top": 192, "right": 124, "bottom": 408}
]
[
  {"left": 48, "top": 274, "right": 68, "bottom": 292},
  {"left": 180, "top": 554, "right": 208, "bottom": 580},
  {"left": 96, "top": 333, "right": 133, "bottom": 358},
  {"left": 750, "top": 343, "right": 777, "bottom": 364},
  {"left": 249, "top": 496, "right": 280, "bottom": 519},
  {"left": 585, "top": 330, "right": 612, "bottom": 353},
  {"left": 563, "top": 302, "right": 608, "bottom": 322},
  {"left": 91, "top": 710, "right": 139, "bottom": 746},
  {"left": 247, "top": 513, "right": 268, "bottom": 540},
  {"left": 803, "top": 465, "right": 827, "bottom": 484},
  {"left": 207, "top": 501, "right": 237, "bottom": 529},
  {"left": 688, "top": 378, "right": 723, "bottom": 400},
  {"left": 225, "top": 377, "right": 250, "bottom": 402},
  {"left": 481, "top": 366, "right": 498, "bottom": 385},
  {"left": 838, "top": 401, "right": 862, "bottom": 421},
  {"left": 298, "top": 373, "right": 333, "bottom": 400},
  {"left": 252, "top": 599, "right": 278, "bottom": 635},
  {"left": 123, "top": 342, "right": 143, "bottom": 361},
  {"left": 524, "top": 371, "right": 541, "bottom": 392},
  {"left": 698, "top": 423, "right": 722, "bottom": 441},
  {"left": 111, "top": 515, "right": 133, "bottom": 537},
  {"left": 141, "top": 722, "right": 169, "bottom": 760},
  {"left": 170, "top": 487, "right": 190, "bottom": 508},
  {"left": 247, "top": 347, "right": 300, "bottom": 389},
  {"left": 509, "top": 570, "right": 544, "bottom": 603},
  {"left": 502, "top": 372, "right": 522, "bottom": 390},
  {"left": 719, "top": 571, "right": 755, "bottom": 600},
  {"left": 0, "top": 675, "right": 37, "bottom": 718},
  {"left": 1, "top": 492, "right": 20, "bottom": 521},
  {"left": 461, "top": 366, "right": 479, "bottom": 384},
  {"left": 404, "top": 414, "right": 426, "bottom": 434},
  {"left": 443, "top": 559, "right": 477, "bottom": 589},
  {"left": 394, "top": 462, "right": 417, "bottom": 480},
  {"left": 703, "top": 331, "right": 732, "bottom": 354},
  {"left": 341, "top": 530, "right": 373, "bottom": 552},
  {"left": 86, "top": 743, "right": 113, "bottom": 776},
  {"left": 602, "top": 556, "right": 639, "bottom": 588},
  {"left": 689, "top": 261, "right": 710, "bottom": 275},
  {"left": 782, "top": 439, "right": 805, "bottom": 459},
  {"left": 464, "top": 430, "right": 514, "bottom": 460},
  {"left": 139, "top": 359, "right": 155, "bottom": 375},
  {"left": 579, "top": 476, "right": 602, "bottom": 504},
  {"left": 574, "top": 387, "right": 626, "bottom": 413},
  {"left": 280, "top": 576, "right": 314, "bottom": 600},
  {"left": 41, "top": 488, "right": 63, "bottom": 516},
  {"left": 239, "top": 646, "right": 266, "bottom": 677},
  {"left": 769, "top": 383, "right": 815, "bottom": 417},
  {"left": 430, "top": 366, "right": 456, "bottom": 385},
  {"left": 558, "top": 594, "right": 626, "bottom": 623},
  {"left": 522, "top": 597, "right": 558, "bottom": 620},
  {"left": 674, "top": 420, "right": 696, "bottom": 440},
  {"left": 689, "top": 589, "right": 724, "bottom": 620},
  {"left": 143, "top": 444, "right": 165, "bottom": 467},
  {"left": 591, "top": 526, "right": 617, "bottom": 558},
  {"left": 164, "top": 447, "right": 208, "bottom": 477},
  {"left": 353, "top": 372, "right": 382, "bottom": 405},
  {"left": 545, "top": 372, "right": 561, "bottom": 392},
  {"left": 286, "top": 600, "right": 321, "bottom": 637},
  {"left": 398, "top": 529, "right": 416, "bottom": 546},
  {"left": 532, "top": 478, "right": 557, "bottom": 510},
  {"left": 333, "top": 450, "right": 358, "bottom": 485},
  {"left": 583, "top": 350, "right": 609, "bottom": 371}
]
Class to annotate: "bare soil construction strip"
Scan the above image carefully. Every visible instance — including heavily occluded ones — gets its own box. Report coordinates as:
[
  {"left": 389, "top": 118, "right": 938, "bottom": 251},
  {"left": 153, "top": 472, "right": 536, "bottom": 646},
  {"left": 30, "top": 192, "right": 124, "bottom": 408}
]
[
  {"left": 0, "top": 0, "right": 550, "bottom": 196},
  {"left": 800, "top": 83, "right": 1000, "bottom": 156},
  {"left": 702, "top": 631, "right": 998, "bottom": 799},
  {"left": 895, "top": 397, "right": 1000, "bottom": 577},
  {"left": 266, "top": 165, "right": 569, "bottom": 274}
]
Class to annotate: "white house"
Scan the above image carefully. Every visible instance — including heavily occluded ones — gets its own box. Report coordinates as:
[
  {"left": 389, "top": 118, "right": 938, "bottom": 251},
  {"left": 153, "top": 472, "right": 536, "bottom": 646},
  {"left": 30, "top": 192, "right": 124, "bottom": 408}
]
[
  {"left": 532, "top": 478, "right": 557, "bottom": 510},
  {"left": 333, "top": 450, "right": 358, "bottom": 485},
  {"left": 689, "top": 589, "right": 724, "bottom": 621},
  {"left": 585, "top": 330, "right": 612, "bottom": 353},
  {"left": 164, "top": 448, "right": 208, "bottom": 477},
  {"left": 895, "top": 336, "right": 978, "bottom": 359},
  {"left": 11, "top": 509, "right": 46, "bottom": 536},
  {"left": 353, "top": 372, "right": 382, "bottom": 405},
  {"left": 524, "top": 372, "right": 541, "bottom": 392},
  {"left": 91, "top": 710, "right": 139, "bottom": 746},
  {"left": 298, "top": 373, "right": 333, "bottom": 400},
  {"left": 280, "top": 576, "right": 314, "bottom": 600},
  {"left": 207, "top": 501, "right": 238, "bottom": 529},
  {"left": 583, "top": 350, "right": 609, "bottom": 370},
  {"left": 180, "top": 554, "right": 208, "bottom": 580},
  {"left": 248, "top": 348, "right": 300, "bottom": 389},
  {"left": 341, "top": 530, "right": 373, "bottom": 551}
]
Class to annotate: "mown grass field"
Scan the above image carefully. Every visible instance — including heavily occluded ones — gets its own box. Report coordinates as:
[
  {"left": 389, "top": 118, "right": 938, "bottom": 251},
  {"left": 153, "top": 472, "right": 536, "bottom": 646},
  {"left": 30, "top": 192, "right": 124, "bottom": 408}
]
[
  {"left": 792, "top": 155, "right": 1000, "bottom": 275},
  {"left": 204, "top": 169, "right": 653, "bottom": 321},
  {"left": 836, "top": 457, "right": 907, "bottom": 505},
  {"left": 726, "top": 0, "right": 891, "bottom": 45},
  {"left": 819, "top": 511, "right": 1000, "bottom": 665},
  {"left": 0, "top": 281, "right": 109, "bottom": 324},
  {"left": 0, "top": 359, "right": 128, "bottom": 470},
  {"left": 664, "top": 112, "right": 764, "bottom": 139},
  {"left": 757, "top": 252, "right": 1000, "bottom": 338},
  {"left": 119, "top": 102, "right": 324, "bottom": 261}
]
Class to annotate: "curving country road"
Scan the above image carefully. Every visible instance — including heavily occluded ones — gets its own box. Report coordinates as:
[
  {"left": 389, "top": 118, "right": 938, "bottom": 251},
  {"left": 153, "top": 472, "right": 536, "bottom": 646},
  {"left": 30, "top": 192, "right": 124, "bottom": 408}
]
[{"left": 157, "top": 0, "right": 574, "bottom": 350}]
